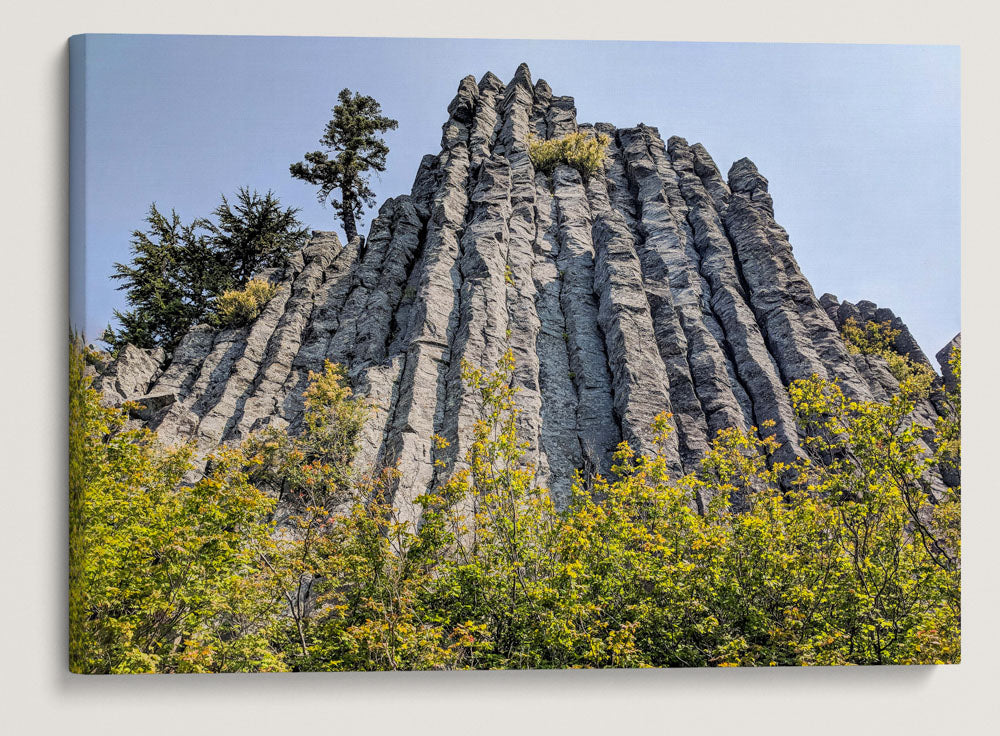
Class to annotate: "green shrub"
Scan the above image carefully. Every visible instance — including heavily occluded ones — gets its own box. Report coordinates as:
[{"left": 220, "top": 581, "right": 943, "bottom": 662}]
[
  {"left": 70, "top": 339, "right": 961, "bottom": 670},
  {"left": 213, "top": 278, "right": 277, "bottom": 328},
  {"left": 840, "top": 317, "right": 934, "bottom": 385},
  {"left": 528, "top": 131, "right": 611, "bottom": 180},
  {"left": 69, "top": 339, "right": 283, "bottom": 673}
]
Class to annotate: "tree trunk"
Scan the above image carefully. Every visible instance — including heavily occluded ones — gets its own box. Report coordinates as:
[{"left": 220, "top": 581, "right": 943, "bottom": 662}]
[{"left": 341, "top": 193, "right": 358, "bottom": 242}]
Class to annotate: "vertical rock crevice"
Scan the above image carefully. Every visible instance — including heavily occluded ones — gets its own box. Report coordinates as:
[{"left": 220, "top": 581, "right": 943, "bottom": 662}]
[
  {"left": 583, "top": 125, "right": 682, "bottom": 475},
  {"left": 376, "top": 74, "right": 480, "bottom": 518},
  {"left": 551, "top": 164, "right": 621, "bottom": 478},
  {"left": 607, "top": 126, "right": 711, "bottom": 471},
  {"left": 666, "top": 136, "right": 803, "bottom": 464},
  {"left": 618, "top": 128, "right": 755, "bottom": 448}
]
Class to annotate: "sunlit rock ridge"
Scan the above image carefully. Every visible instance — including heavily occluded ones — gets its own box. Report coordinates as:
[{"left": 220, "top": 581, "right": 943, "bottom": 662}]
[{"left": 98, "top": 63, "right": 958, "bottom": 513}]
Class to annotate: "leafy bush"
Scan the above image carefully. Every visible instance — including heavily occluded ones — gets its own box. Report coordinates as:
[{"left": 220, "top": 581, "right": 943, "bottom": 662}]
[
  {"left": 213, "top": 279, "right": 277, "bottom": 328},
  {"left": 70, "top": 339, "right": 961, "bottom": 670},
  {"left": 392, "top": 354, "right": 960, "bottom": 668},
  {"left": 528, "top": 131, "right": 611, "bottom": 180},
  {"left": 69, "top": 340, "right": 284, "bottom": 674},
  {"left": 283, "top": 350, "right": 961, "bottom": 669},
  {"left": 840, "top": 317, "right": 936, "bottom": 385}
]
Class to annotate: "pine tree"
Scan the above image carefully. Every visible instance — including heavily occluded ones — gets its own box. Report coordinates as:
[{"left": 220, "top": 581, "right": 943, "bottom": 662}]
[
  {"left": 200, "top": 187, "right": 309, "bottom": 284},
  {"left": 289, "top": 89, "right": 398, "bottom": 241},
  {"left": 104, "top": 190, "right": 307, "bottom": 355},
  {"left": 103, "top": 205, "right": 223, "bottom": 353}
]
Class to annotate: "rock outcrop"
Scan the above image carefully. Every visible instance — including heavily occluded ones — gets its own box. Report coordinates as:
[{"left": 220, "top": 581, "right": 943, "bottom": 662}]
[
  {"left": 101, "top": 64, "right": 959, "bottom": 512},
  {"left": 820, "top": 293, "right": 934, "bottom": 371},
  {"left": 95, "top": 343, "right": 165, "bottom": 408},
  {"left": 936, "top": 333, "right": 962, "bottom": 393}
]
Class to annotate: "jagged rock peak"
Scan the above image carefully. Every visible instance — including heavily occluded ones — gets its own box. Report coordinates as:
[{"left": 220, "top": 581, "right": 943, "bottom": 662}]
[
  {"left": 102, "top": 65, "right": 954, "bottom": 514},
  {"left": 728, "top": 157, "right": 768, "bottom": 194},
  {"left": 533, "top": 78, "right": 552, "bottom": 101},
  {"left": 512, "top": 61, "right": 533, "bottom": 86},
  {"left": 478, "top": 70, "right": 504, "bottom": 90}
]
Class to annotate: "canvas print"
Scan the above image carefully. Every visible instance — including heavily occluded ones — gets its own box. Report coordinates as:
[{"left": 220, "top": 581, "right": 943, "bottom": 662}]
[{"left": 68, "top": 36, "right": 960, "bottom": 672}]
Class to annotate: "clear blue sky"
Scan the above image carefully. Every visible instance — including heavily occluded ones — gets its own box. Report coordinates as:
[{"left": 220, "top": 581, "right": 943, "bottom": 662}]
[{"left": 72, "top": 35, "right": 959, "bottom": 357}]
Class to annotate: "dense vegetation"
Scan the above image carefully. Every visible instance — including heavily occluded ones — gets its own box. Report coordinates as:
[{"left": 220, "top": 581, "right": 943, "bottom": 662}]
[
  {"left": 528, "top": 131, "right": 612, "bottom": 180},
  {"left": 102, "top": 188, "right": 307, "bottom": 355},
  {"left": 69, "top": 331, "right": 961, "bottom": 672}
]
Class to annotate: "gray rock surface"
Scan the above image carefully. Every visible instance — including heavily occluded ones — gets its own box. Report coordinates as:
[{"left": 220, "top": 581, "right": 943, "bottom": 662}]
[
  {"left": 95, "top": 343, "right": 165, "bottom": 406},
  {"left": 936, "top": 333, "right": 962, "bottom": 393},
  {"left": 106, "top": 64, "right": 958, "bottom": 511}
]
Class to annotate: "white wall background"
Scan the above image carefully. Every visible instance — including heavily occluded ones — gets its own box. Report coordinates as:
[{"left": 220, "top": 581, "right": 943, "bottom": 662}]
[{"left": 2, "top": 1, "right": 996, "bottom": 734}]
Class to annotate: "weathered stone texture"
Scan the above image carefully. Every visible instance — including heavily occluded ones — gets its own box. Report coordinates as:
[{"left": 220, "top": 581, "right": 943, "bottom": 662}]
[
  {"left": 95, "top": 343, "right": 165, "bottom": 406},
  {"left": 108, "top": 65, "right": 957, "bottom": 512}
]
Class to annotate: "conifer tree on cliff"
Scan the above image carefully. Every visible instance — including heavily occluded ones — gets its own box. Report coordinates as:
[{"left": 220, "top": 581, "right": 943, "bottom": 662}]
[
  {"left": 102, "top": 189, "right": 307, "bottom": 355},
  {"left": 290, "top": 89, "right": 398, "bottom": 242}
]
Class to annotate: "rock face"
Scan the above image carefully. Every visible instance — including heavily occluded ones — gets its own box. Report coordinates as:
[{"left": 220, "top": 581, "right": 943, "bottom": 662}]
[
  {"left": 936, "top": 333, "right": 962, "bottom": 393},
  {"left": 104, "top": 64, "right": 958, "bottom": 512},
  {"left": 820, "top": 293, "right": 934, "bottom": 370}
]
